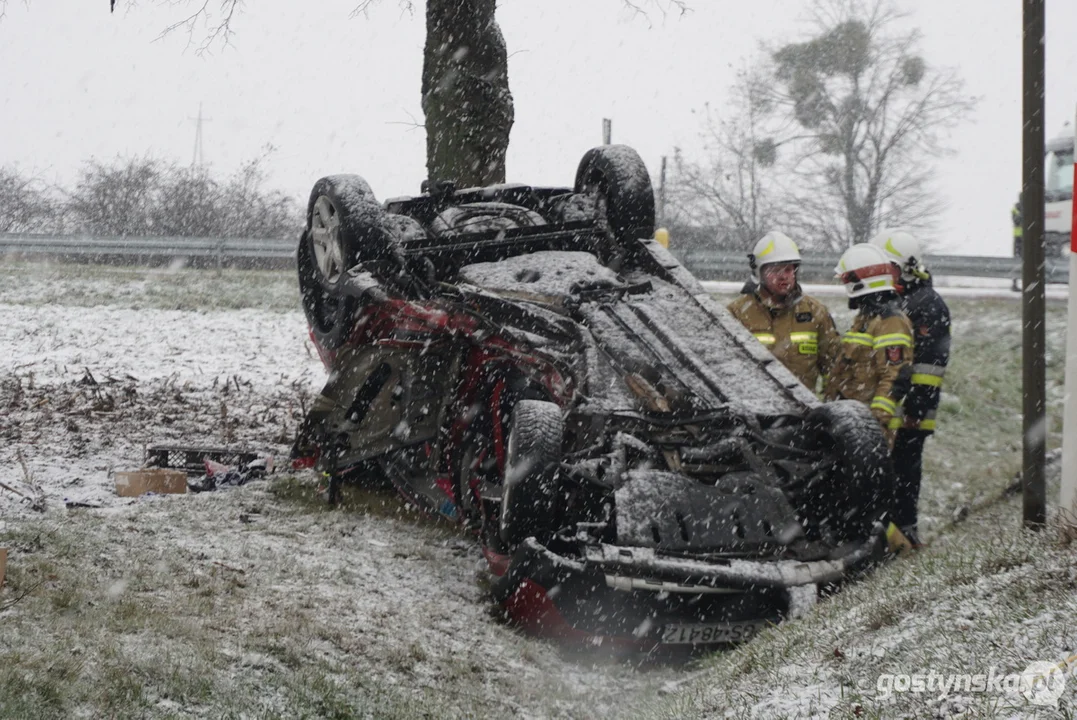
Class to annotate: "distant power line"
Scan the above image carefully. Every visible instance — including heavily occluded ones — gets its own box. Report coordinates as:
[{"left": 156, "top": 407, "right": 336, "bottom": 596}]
[{"left": 189, "top": 103, "right": 212, "bottom": 168}]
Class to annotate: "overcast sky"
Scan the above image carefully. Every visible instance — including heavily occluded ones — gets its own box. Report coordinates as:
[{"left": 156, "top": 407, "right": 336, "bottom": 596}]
[{"left": 1, "top": 0, "right": 1075, "bottom": 256}]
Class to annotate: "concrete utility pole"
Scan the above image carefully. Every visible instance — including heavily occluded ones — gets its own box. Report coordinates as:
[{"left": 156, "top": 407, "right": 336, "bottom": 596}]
[
  {"left": 1021, "top": 0, "right": 1047, "bottom": 529},
  {"left": 602, "top": 118, "right": 612, "bottom": 145}
]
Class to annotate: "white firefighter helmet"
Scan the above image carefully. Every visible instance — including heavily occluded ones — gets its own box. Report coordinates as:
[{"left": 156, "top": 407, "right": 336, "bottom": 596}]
[
  {"left": 834, "top": 243, "right": 898, "bottom": 298},
  {"left": 870, "top": 229, "right": 928, "bottom": 281},
  {"left": 748, "top": 231, "right": 801, "bottom": 281}
]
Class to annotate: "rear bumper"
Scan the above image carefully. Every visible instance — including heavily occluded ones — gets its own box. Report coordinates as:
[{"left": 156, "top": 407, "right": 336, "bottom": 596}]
[
  {"left": 580, "top": 535, "right": 884, "bottom": 590},
  {"left": 490, "top": 532, "right": 885, "bottom": 647}
]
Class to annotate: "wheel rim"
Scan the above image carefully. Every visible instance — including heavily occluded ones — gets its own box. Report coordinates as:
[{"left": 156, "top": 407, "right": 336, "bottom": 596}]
[{"left": 310, "top": 195, "right": 344, "bottom": 285}]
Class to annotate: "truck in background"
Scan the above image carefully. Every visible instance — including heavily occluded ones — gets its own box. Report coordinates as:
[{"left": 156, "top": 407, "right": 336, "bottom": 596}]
[{"left": 1014, "top": 127, "right": 1075, "bottom": 260}]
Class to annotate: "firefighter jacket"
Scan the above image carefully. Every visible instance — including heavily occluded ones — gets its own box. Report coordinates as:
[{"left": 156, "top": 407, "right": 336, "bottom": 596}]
[
  {"left": 823, "top": 296, "right": 913, "bottom": 444},
  {"left": 889, "top": 275, "right": 951, "bottom": 433},
  {"left": 727, "top": 287, "right": 841, "bottom": 391},
  {"left": 1012, "top": 202, "right": 1024, "bottom": 257}
]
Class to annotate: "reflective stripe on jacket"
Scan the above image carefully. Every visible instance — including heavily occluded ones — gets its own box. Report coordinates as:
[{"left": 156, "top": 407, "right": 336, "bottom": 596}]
[
  {"left": 824, "top": 300, "right": 914, "bottom": 442},
  {"left": 727, "top": 289, "right": 841, "bottom": 391},
  {"left": 892, "top": 277, "right": 951, "bottom": 433}
]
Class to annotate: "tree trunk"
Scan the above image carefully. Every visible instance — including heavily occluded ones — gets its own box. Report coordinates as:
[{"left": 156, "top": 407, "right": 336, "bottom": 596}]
[{"left": 422, "top": 0, "right": 514, "bottom": 188}]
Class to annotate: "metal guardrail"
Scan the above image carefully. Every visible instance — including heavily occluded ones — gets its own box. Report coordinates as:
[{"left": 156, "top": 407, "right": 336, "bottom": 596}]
[
  {"left": 0, "top": 233, "right": 1068, "bottom": 282},
  {"left": 0, "top": 233, "right": 295, "bottom": 257},
  {"left": 0, "top": 233, "right": 296, "bottom": 269},
  {"left": 675, "top": 250, "right": 1070, "bottom": 284}
]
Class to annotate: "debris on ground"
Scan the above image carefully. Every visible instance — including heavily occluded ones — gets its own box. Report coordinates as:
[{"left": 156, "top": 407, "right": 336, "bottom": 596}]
[
  {"left": 63, "top": 499, "right": 104, "bottom": 509},
  {"left": 114, "top": 468, "right": 188, "bottom": 497},
  {"left": 188, "top": 455, "right": 275, "bottom": 493}
]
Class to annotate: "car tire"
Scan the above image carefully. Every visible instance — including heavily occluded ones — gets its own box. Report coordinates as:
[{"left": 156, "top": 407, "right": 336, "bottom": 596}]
[
  {"left": 299, "top": 175, "right": 403, "bottom": 350},
  {"left": 499, "top": 399, "right": 564, "bottom": 546},
  {"left": 305, "top": 174, "right": 402, "bottom": 279},
  {"left": 801, "top": 401, "right": 891, "bottom": 541},
  {"left": 574, "top": 145, "right": 656, "bottom": 248}
]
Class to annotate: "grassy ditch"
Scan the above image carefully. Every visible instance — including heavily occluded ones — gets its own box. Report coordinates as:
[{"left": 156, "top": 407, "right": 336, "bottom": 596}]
[
  {"left": 1, "top": 263, "right": 1073, "bottom": 718},
  {"left": 0, "top": 493, "right": 451, "bottom": 719},
  {"left": 0, "top": 476, "right": 675, "bottom": 719}
]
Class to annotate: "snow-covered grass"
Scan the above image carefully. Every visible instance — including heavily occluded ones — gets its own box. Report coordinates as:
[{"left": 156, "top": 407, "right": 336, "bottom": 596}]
[
  {"left": 1, "top": 261, "right": 1074, "bottom": 718},
  {"left": 5, "top": 481, "right": 676, "bottom": 719},
  {"left": 0, "top": 260, "right": 301, "bottom": 312},
  {"left": 0, "top": 261, "right": 682, "bottom": 719},
  {"left": 638, "top": 294, "right": 1077, "bottom": 719},
  {"left": 642, "top": 509, "right": 1077, "bottom": 719}
]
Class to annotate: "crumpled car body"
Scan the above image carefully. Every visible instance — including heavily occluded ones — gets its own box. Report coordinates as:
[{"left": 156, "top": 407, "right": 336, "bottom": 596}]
[{"left": 291, "top": 146, "right": 892, "bottom": 649}]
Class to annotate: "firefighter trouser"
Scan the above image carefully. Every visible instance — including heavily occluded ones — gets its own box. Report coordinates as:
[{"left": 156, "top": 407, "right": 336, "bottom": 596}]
[{"left": 892, "top": 428, "right": 930, "bottom": 529}]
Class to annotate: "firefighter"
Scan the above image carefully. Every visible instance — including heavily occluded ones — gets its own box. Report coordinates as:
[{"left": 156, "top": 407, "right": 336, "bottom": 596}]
[
  {"left": 872, "top": 230, "right": 951, "bottom": 548},
  {"left": 727, "top": 231, "right": 840, "bottom": 391},
  {"left": 1011, "top": 196, "right": 1023, "bottom": 291},
  {"left": 824, "top": 243, "right": 913, "bottom": 453}
]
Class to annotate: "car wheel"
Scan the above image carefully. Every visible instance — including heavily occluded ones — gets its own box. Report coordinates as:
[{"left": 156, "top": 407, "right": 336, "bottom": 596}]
[
  {"left": 297, "top": 227, "right": 362, "bottom": 351},
  {"left": 299, "top": 175, "right": 403, "bottom": 349},
  {"left": 574, "top": 145, "right": 656, "bottom": 249},
  {"left": 499, "top": 399, "right": 564, "bottom": 546},
  {"left": 306, "top": 174, "right": 395, "bottom": 280},
  {"left": 801, "top": 400, "right": 891, "bottom": 541}
]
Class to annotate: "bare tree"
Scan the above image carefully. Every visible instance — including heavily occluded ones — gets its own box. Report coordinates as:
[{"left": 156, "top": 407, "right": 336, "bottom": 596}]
[
  {"left": 757, "top": 0, "right": 976, "bottom": 248},
  {"left": 66, "top": 156, "right": 162, "bottom": 236},
  {"left": 63, "top": 153, "right": 299, "bottom": 238},
  {"left": 0, "top": 166, "right": 60, "bottom": 233},
  {"left": 151, "top": 165, "right": 222, "bottom": 237},
  {"left": 420, "top": 0, "right": 684, "bottom": 186},
  {"left": 422, "top": 0, "right": 513, "bottom": 187},
  {"left": 216, "top": 149, "right": 300, "bottom": 239},
  {"left": 99, "top": 0, "right": 687, "bottom": 188},
  {"left": 665, "top": 68, "right": 779, "bottom": 253}
]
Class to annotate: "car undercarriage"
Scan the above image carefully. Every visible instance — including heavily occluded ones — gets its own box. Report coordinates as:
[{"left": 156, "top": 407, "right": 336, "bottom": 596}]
[{"left": 290, "top": 145, "right": 893, "bottom": 649}]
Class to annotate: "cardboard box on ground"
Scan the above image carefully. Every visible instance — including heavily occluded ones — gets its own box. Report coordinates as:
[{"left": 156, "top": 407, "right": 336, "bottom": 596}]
[{"left": 114, "top": 469, "right": 188, "bottom": 497}]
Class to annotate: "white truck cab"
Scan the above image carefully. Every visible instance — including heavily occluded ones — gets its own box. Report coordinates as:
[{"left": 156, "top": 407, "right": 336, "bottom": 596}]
[
  {"left": 1044, "top": 131, "right": 1074, "bottom": 257},
  {"left": 1014, "top": 126, "right": 1074, "bottom": 261}
]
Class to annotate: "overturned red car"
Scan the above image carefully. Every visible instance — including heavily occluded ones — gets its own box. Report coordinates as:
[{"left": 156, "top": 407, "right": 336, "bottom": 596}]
[{"left": 290, "top": 145, "right": 893, "bottom": 649}]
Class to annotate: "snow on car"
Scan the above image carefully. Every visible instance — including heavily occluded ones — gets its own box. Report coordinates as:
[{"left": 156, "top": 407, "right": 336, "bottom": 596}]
[{"left": 291, "top": 145, "right": 895, "bottom": 649}]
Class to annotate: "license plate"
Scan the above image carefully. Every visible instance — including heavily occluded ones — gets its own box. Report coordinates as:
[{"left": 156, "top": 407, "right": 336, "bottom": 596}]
[{"left": 660, "top": 620, "right": 764, "bottom": 645}]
